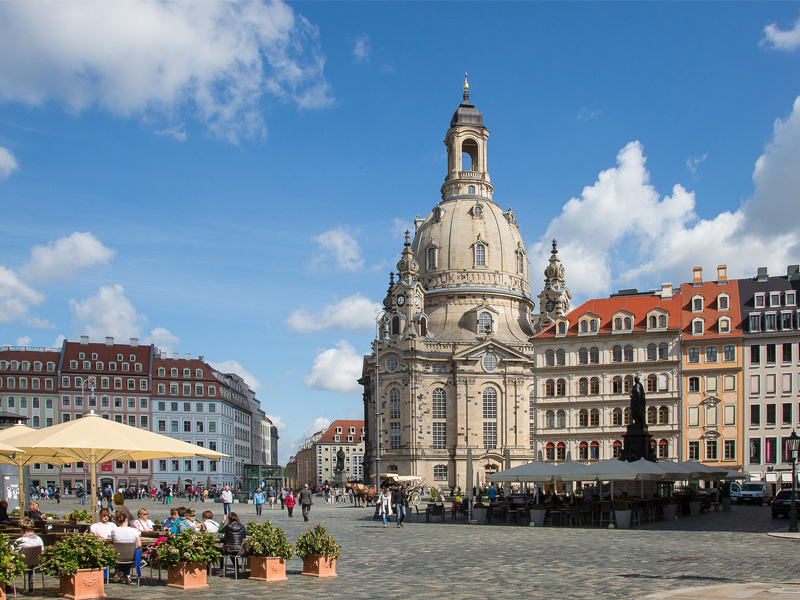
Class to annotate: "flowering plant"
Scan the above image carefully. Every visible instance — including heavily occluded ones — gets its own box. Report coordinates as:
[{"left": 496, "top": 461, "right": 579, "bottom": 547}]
[
  {"left": 40, "top": 533, "right": 117, "bottom": 576},
  {"left": 244, "top": 521, "right": 294, "bottom": 559},
  {"left": 63, "top": 509, "right": 91, "bottom": 523},
  {"left": 155, "top": 531, "right": 221, "bottom": 567},
  {"left": 295, "top": 524, "right": 340, "bottom": 560},
  {"left": 0, "top": 533, "right": 24, "bottom": 582}
]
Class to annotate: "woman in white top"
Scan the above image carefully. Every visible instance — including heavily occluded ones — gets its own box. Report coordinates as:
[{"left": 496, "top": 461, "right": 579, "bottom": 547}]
[
  {"left": 110, "top": 513, "right": 140, "bottom": 584},
  {"left": 199, "top": 510, "right": 220, "bottom": 534},
  {"left": 14, "top": 517, "right": 43, "bottom": 549},
  {"left": 89, "top": 508, "right": 117, "bottom": 539},
  {"left": 131, "top": 507, "right": 154, "bottom": 532},
  {"left": 378, "top": 489, "right": 392, "bottom": 528}
]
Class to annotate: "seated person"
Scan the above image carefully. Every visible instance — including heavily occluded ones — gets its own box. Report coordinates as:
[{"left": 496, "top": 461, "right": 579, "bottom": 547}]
[
  {"left": 131, "top": 508, "right": 154, "bottom": 532},
  {"left": 217, "top": 512, "right": 246, "bottom": 575},
  {"left": 114, "top": 496, "right": 134, "bottom": 522},
  {"left": 162, "top": 507, "right": 179, "bottom": 531},
  {"left": 26, "top": 502, "right": 46, "bottom": 522},
  {"left": 89, "top": 508, "right": 117, "bottom": 539},
  {"left": 199, "top": 510, "right": 219, "bottom": 534},
  {"left": 175, "top": 508, "right": 197, "bottom": 533},
  {"left": 169, "top": 507, "right": 188, "bottom": 534},
  {"left": 14, "top": 517, "right": 43, "bottom": 549},
  {"left": 0, "top": 500, "right": 11, "bottom": 525},
  {"left": 110, "top": 513, "right": 140, "bottom": 584}
]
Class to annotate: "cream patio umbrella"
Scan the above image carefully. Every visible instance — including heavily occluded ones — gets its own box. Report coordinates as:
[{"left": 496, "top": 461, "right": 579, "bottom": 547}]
[{"left": 6, "top": 412, "right": 227, "bottom": 521}]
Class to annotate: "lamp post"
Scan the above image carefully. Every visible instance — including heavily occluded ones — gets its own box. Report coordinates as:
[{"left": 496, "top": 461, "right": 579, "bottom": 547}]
[
  {"left": 788, "top": 430, "right": 800, "bottom": 532},
  {"left": 374, "top": 311, "right": 389, "bottom": 518},
  {"left": 79, "top": 378, "right": 95, "bottom": 502}
]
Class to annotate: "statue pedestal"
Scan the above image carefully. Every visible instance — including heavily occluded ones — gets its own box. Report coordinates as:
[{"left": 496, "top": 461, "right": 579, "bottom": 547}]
[
  {"left": 332, "top": 471, "right": 347, "bottom": 487},
  {"left": 622, "top": 425, "right": 654, "bottom": 462}
]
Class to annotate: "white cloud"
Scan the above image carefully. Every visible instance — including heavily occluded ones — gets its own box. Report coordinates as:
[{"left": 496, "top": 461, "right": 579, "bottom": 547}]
[
  {"left": 69, "top": 284, "right": 144, "bottom": 341},
  {"left": 0, "top": 266, "right": 44, "bottom": 323},
  {"left": 352, "top": 34, "right": 371, "bottom": 63},
  {"left": 287, "top": 294, "right": 382, "bottom": 333},
  {"left": 144, "top": 327, "right": 180, "bottom": 354},
  {"left": 20, "top": 232, "right": 115, "bottom": 283},
  {"left": 303, "top": 416, "right": 330, "bottom": 439},
  {"left": 393, "top": 217, "right": 413, "bottom": 240},
  {"left": 686, "top": 152, "right": 708, "bottom": 174},
  {"left": 532, "top": 94, "right": 800, "bottom": 299},
  {"left": 265, "top": 414, "right": 287, "bottom": 432},
  {"left": 155, "top": 124, "right": 187, "bottom": 142},
  {"left": 577, "top": 108, "right": 601, "bottom": 121},
  {"left": 52, "top": 334, "right": 65, "bottom": 348},
  {"left": 207, "top": 359, "right": 262, "bottom": 391},
  {"left": 16, "top": 336, "right": 31, "bottom": 347},
  {"left": 311, "top": 228, "right": 363, "bottom": 271},
  {"left": 762, "top": 17, "right": 800, "bottom": 51},
  {"left": 0, "top": 0, "right": 333, "bottom": 143},
  {"left": 302, "top": 340, "right": 362, "bottom": 394},
  {"left": 26, "top": 317, "right": 55, "bottom": 329},
  {"left": 0, "top": 146, "right": 19, "bottom": 179}
]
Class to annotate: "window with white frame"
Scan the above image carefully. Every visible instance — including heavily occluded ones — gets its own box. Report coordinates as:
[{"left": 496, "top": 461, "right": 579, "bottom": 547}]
[
  {"left": 478, "top": 312, "right": 493, "bottom": 334},
  {"left": 692, "top": 318, "right": 704, "bottom": 335},
  {"left": 433, "top": 465, "right": 447, "bottom": 481}
]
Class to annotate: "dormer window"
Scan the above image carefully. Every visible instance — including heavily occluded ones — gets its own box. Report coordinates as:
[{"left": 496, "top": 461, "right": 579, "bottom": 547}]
[
  {"left": 557, "top": 321, "right": 567, "bottom": 336},
  {"left": 478, "top": 312, "right": 493, "bottom": 334},
  {"left": 692, "top": 317, "right": 704, "bottom": 335},
  {"left": 474, "top": 242, "right": 486, "bottom": 266},
  {"left": 517, "top": 251, "right": 524, "bottom": 274},
  {"left": 718, "top": 294, "right": 729, "bottom": 310},
  {"left": 770, "top": 293, "right": 781, "bottom": 307},
  {"left": 472, "top": 204, "right": 483, "bottom": 218},
  {"left": 718, "top": 316, "right": 731, "bottom": 334},
  {"left": 755, "top": 293, "right": 765, "bottom": 308},
  {"left": 786, "top": 291, "right": 796, "bottom": 307},
  {"left": 692, "top": 296, "right": 703, "bottom": 312},
  {"left": 427, "top": 247, "right": 437, "bottom": 270}
]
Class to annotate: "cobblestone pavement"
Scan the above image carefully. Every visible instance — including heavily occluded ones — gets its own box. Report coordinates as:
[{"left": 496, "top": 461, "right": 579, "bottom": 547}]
[{"left": 20, "top": 496, "right": 800, "bottom": 600}]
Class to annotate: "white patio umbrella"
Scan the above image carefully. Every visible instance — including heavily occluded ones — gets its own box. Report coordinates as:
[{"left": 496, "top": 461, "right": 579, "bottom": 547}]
[
  {"left": 487, "top": 461, "right": 563, "bottom": 483},
  {"left": 679, "top": 460, "right": 729, "bottom": 480},
  {"left": 655, "top": 460, "right": 696, "bottom": 480},
  {"left": 5, "top": 412, "right": 227, "bottom": 521},
  {"left": 723, "top": 469, "right": 747, "bottom": 480}
]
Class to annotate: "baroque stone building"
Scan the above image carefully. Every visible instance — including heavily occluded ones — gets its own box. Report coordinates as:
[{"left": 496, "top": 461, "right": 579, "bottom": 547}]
[{"left": 360, "top": 81, "right": 570, "bottom": 489}]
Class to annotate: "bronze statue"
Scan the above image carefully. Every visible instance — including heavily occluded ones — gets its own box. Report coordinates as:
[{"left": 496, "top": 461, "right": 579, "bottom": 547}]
[
  {"left": 335, "top": 448, "right": 345, "bottom": 472},
  {"left": 630, "top": 376, "right": 646, "bottom": 426}
]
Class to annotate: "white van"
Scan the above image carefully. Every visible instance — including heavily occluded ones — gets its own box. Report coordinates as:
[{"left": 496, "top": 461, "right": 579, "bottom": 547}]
[{"left": 733, "top": 481, "right": 772, "bottom": 505}]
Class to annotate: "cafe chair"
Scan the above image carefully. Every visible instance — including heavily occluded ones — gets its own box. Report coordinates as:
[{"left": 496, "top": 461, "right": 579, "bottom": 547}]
[
  {"left": 113, "top": 542, "right": 140, "bottom": 586},
  {"left": 17, "top": 546, "right": 45, "bottom": 595}
]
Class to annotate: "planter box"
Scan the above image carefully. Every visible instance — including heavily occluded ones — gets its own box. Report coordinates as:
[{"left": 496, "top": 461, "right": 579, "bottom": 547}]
[
  {"left": 167, "top": 562, "right": 209, "bottom": 589},
  {"left": 248, "top": 556, "right": 287, "bottom": 582},
  {"left": 614, "top": 510, "right": 632, "bottom": 529},
  {"left": 301, "top": 554, "right": 337, "bottom": 578},
  {"left": 662, "top": 504, "right": 677, "bottom": 521},
  {"left": 530, "top": 509, "right": 546, "bottom": 527},
  {"left": 471, "top": 507, "right": 488, "bottom": 524},
  {"left": 689, "top": 501, "right": 702, "bottom": 517},
  {"left": 59, "top": 568, "right": 106, "bottom": 600}
]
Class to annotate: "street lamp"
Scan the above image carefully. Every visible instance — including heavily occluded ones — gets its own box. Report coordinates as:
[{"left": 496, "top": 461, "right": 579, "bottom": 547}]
[
  {"left": 374, "top": 310, "right": 390, "bottom": 517},
  {"left": 79, "top": 378, "right": 96, "bottom": 502},
  {"left": 788, "top": 430, "right": 800, "bottom": 532}
]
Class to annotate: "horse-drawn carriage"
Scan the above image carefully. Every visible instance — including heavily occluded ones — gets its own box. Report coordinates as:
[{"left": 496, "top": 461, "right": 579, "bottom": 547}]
[{"left": 346, "top": 475, "right": 425, "bottom": 507}]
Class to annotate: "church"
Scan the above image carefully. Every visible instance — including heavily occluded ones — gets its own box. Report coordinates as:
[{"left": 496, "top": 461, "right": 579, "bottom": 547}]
[{"left": 359, "top": 78, "right": 571, "bottom": 490}]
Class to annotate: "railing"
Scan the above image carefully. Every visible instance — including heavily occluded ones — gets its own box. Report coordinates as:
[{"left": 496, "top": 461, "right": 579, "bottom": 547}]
[{"left": 458, "top": 170, "right": 484, "bottom": 180}]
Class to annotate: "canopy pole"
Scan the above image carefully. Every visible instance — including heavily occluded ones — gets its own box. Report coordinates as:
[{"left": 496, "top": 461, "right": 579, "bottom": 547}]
[
  {"left": 90, "top": 453, "right": 98, "bottom": 523},
  {"left": 17, "top": 464, "right": 25, "bottom": 514}
]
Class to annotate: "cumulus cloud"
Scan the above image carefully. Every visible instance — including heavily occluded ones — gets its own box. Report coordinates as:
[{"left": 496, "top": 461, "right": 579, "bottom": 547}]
[
  {"left": 0, "top": 266, "right": 44, "bottom": 323},
  {"left": 303, "top": 416, "right": 330, "bottom": 439},
  {"left": 16, "top": 336, "right": 31, "bottom": 347},
  {"left": 287, "top": 294, "right": 382, "bottom": 333},
  {"left": 20, "top": 232, "right": 115, "bottom": 283},
  {"left": 686, "top": 152, "right": 708, "bottom": 174},
  {"left": 311, "top": 228, "right": 363, "bottom": 271},
  {"left": 532, "top": 97, "right": 800, "bottom": 299},
  {"left": 70, "top": 284, "right": 144, "bottom": 341},
  {"left": 208, "top": 359, "right": 262, "bottom": 391},
  {"left": 762, "top": 17, "right": 800, "bottom": 51},
  {"left": 145, "top": 327, "right": 180, "bottom": 354},
  {"left": 155, "top": 125, "right": 187, "bottom": 142},
  {"left": 302, "top": 340, "right": 362, "bottom": 394},
  {"left": 26, "top": 317, "right": 55, "bottom": 329},
  {"left": 0, "top": 147, "right": 19, "bottom": 179},
  {"left": 52, "top": 334, "right": 66, "bottom": 348},
  {"left": 352, "top": 34, "right": 371, "bottom": 63},
  {"left": 577, "top": 108, "right": 601, "bottom": 121},
  {"left": 0, "top": 0, "right": 333, "bottom": 143}
]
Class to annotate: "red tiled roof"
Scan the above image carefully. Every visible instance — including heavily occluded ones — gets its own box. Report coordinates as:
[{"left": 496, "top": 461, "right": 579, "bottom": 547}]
[
  {"left": 316, "top": 420, "right": 365, "bottom": 443},
  {"left": 62, "top": 340, "right": 152, "bottom": 373},
  {"left": 678, "top": 280, "right": 742, "bottom": 339}
]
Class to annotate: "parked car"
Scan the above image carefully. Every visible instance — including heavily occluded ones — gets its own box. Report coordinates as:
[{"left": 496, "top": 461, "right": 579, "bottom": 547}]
[
  {"left": 772, "top": 489, "right": 800, "bottom": 518},
  {"left": 728, "top": 481, "right": 742, "bottom": 502},
  {"left": 735, "top": 481, "right": 773, "bottom": 505}
]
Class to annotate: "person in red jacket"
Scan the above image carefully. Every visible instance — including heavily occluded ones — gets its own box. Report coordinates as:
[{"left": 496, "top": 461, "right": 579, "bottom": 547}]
[{"left": 285, "top": 489, "right": 296, "bottom": 517}]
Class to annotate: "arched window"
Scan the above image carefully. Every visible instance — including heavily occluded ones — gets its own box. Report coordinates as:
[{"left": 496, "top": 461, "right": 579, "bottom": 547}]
[
  {"left": 389, "top": 387, "right": 401, "bottom": 419},
  {"left": 433, "top": 465, "right": 448, "bottom": 481},
  {"left": 590, "top": 320, "right": 598, "bottom": 332},
  {"left": 646, "top": 374, "right": 658, "bottom": 393},
  {"left": 556, "top": 349, "right": 565, "bottom": 365},
  {"left": 658, "top": 439, "right": 669, "bottom": 459},
  {"left": 556, "top": 410, "right": 566, "bottom": 428},
  {"left": 420, "top": 316, "right": 428, "bottom": 337},
  {"left": 612, "top": 408, "right": 623, "bottom": 426},
  {"left": 578, "top": 378, "right": 588, "bottom": 396},
  {"left": 590, "top": 409, "right": 600, "bottom": 426},
  {"left": 545, "top": 379, "right": 554, "bottom": 397},
  {"left": 647, "top": 406, "right": 657, "bottom": 425},
  {"left": 546, "top": 410, "right": 555, "bottom": 428},
  {"left": 614, "top": 318, "right": 622, "bottom": 330},
  {"left": 545, "top": 442, "right": 555, "bottom": 461},
  {"left": 517, "top": 252, "right": 524, "bottom": 274},
  {"left": 557, "top": 322, "right": 566, "bottom": 335},
  {"left": 659, "top": 315, "right": 667, "bottom": 328},
  {"left": 612, "top": 440, "right": 623, "bottom": 459},
  {"left": 580, "top": 320, "right": 589, "bottom": 333},
  {"left": 468, "top": 185, "right": 476, "bottom": 194},
  {"left": 579, "top": 409, "right": 588, "bottom": 427},
  {"left": 578, "top": 441, "right": 588, "bottom": 460},
  {"left": 612, "top": 376, "right": 623, "bottom": 394},
  {"left": 158, "top": 367, "right": 165, "bottom": 377},
  {"left": 556, "top": 442, "right": 566, "bottom": 461},
  {"left": 392, "top": 315, "right": 401, "bottom": 335},
  {"left": 624, "top": 345, "right": 634, "bottom": 362},
  {"left": 658, "top": 343, "right": 668, "bottom": 360},
  {"left": 612, "top": 346, "right": 622, "bottom": 363},
  {"left": 475, "top": 243, "right": 486, "bottom": 266},
  {"left": 647, "top": 344, "right": 657, "bottom": 361},
  {"left": 658, "top": 406, "right": 669, "bottom": 424},
  {"left": 432, "top": 388, "right": 446, "bottom": 419},
  {"left": 545, "top": 350, "right": 555, "bottom": 366},
  {"left": 32, "top": 416, "right": 40, "bottom": 428},
  {"left": 556, "top": 379, "right": 566, "bottom": 396},
  {"left": 623, "top": 375, "right": 634, "bottom": 393},
  {"left": 482, "top": 388, "right": 498, "bottom": 419},
  {"left": 427, "top": 247, "right": 437, "bottom": 270},
  {"left": 658, "top": 373, "right": 669, "bottom": 391},
  {"left": 649, "top": 316, "right": 657, "bottom": 329},
  {"left": 590, "top": 347, "right": 600, "bottom": 364},
  {"left": 579, "top": 348, "right": 589, "bottom": 364},
  {"left": 624, "top": 317, "right": 632, "bottom": 329},
  {"left": 478, "top": 312, "right": 493, "bottom": 334},
  {"left": 590, "top": 377, "right": 600, "bottom": 395},
  {"left": 590, "top": 440, "right": 600, "bottom": 459}
]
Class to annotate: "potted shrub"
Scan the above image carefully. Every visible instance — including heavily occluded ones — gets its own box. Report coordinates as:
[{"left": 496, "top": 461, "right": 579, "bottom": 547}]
[
  {"left": 614, "top": 498, "right": 632, "bottom": 529},
  {"left": 156, "top": 530, "right": 221, "bottom": 589},
  {"left": 0, "top": 533, "right": 25, "bottom": 600},
  {"left": 529, "top": 503, "right": 546, "bottom": 527},
  {"left": 662, "top": 497, "right": 678, "bottom": 521},
  {"left": 720, "top": 482, "right": 732, "bottom": 512},
  {"left": 471, "top": 498, "right": 488, "bottom": 524},
  {"left": 40, "top": 532, "right": 117, "bottom": 600},
  {"left": 63, "top": 509, "right": 91, "bottom": 524},
  {"left": 296, "top": 524, "right": 340, "bottom": 578},
  {"left": 244, "top": 521, "right": 294, "bottom": 582},
  {"left": 689, "top": 494, "right": 702, "bottom": 517}
]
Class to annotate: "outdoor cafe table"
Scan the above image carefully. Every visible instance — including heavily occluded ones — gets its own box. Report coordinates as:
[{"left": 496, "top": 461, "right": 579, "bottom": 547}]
[{"left": 49, "top": 520, "right": 90, "bottom": 533}]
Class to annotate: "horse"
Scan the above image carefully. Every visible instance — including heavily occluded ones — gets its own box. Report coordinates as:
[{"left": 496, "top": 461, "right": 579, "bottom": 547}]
[{"left": 346, "top": 482, "right": 377, "bottom": 507}]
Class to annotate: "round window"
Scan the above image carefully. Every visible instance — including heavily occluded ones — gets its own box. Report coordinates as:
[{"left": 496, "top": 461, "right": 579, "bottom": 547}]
[
  {"left": 386, "top": 356, "right": 399, "bottom": 373},
  {"left": 482, "top": 352, "right": 498, "bottom": 372}
]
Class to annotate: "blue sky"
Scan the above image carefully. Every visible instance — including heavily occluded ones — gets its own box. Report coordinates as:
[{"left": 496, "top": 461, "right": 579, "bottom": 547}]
[{"left": 1, "top": 1, "right": 799, "bottom": 462}]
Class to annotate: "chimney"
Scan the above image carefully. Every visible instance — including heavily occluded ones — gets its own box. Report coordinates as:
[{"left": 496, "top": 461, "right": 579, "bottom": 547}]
[
  {"left": 105, "top": 336, "right": 114, "bottom": 346},
  {"left": 173, "top": 353, "right": 178, "bottom": 359},
  {"left": 757, "top": 267, "right": 768, "bottom": 282},
  {"left": 160, "top": 351, "right": 166, "bottom": 359},
  {"left": 199, "top": 355, "right": 204, "bottom": 362},
  {"left": 80, "top": 335, "right": 89, "bottom": 345},
  {"left": 660, "top": 282, "right": 673, "bottom": 299},
  {"left": 185, "top": 353, "right": 191, "bottom": 360},
  {"left": 692, "top": 267, "right": 703, "bottom": 285},
  {"left": 717, "top": 265, "right": 727, "bottom": 284},
  {"left": 788, "top": 265, "right": 799, "bottom": 281},
  {"left": 130, "top": 337, "right": 139, "bottom": 347}
]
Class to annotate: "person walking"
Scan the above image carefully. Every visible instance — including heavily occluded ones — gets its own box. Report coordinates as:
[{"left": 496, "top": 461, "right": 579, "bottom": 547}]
[
  {"left": 103, "top": 484, "right": 114, "bottom": 511},
  {"left": 279, "top": 487, "right": 287, "bottom": 510},
  {"left": 267, "top": 485, "right": 276, "bottom": 509},
  {"left": 221, "top": 486, "right": 233, "bottom": 516},
  {"left": 392, "top": 485, "right": 407, "bottom": 527},
  {"left": 298, "top": 484, "right": 313, "bottom": 522},
  {"left": 285, "top": 489, "right": 296, "bottom": 517},
  {"left": 378, "top": 488, "right": 392, "bottom": 528},
  {"left": 253, "top": 488, "right": 265, "bottom": 516}
]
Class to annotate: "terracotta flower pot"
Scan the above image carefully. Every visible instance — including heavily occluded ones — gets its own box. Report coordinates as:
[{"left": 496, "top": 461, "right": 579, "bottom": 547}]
[
  {"left": 0, "top": 584, "right": 7, "bottom": 600},
  {"left": 59, "top": 568, "right": 106, "bottom": 600},
  {"left": 248, "top": 556, "right": 287, "bottom": 581},
  {"left": 301, "top": 554, "right": 337, "bottom": 577},
  {"left": 167, "top": 562, "right": 209, "bottom": 589}
]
